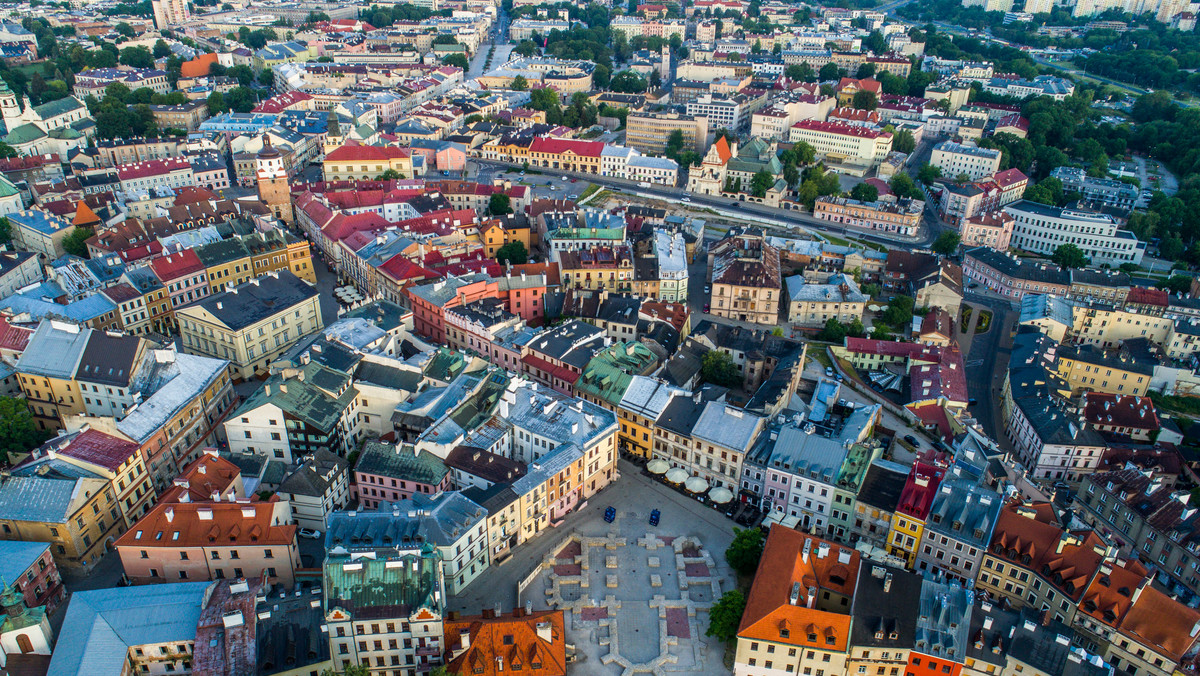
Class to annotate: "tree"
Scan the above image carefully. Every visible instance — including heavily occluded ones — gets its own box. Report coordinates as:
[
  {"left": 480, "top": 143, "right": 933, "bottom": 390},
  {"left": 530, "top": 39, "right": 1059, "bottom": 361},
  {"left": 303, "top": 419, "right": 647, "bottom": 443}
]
[
  {"left": 932, "top": 231, "right": 961, "bottom": 256},
  {"left": 496, "top": 240, "right": 528, "bottom": 265},
  {"left": 881, "top": 295, "right": 915, "bottom": 326},
  {"left": 511, "top": 75, "right": 528, "bottom": 91},
  {"left": 119, "top": 45, "right": 154, "bottom": 69},
  {"left": 893, "top": 129, "right": 915, "bottom": 154},
  {"left": 852, "top": 90, "right": 877, "bottom": 110},
  {"left": 750, "top": 170, "right": 774, "bottom": 198},
  {"left": 432, "top": 34, "right": 458, "bottom": 45},
  {"left": 103, "top": 82, "right": 131, "bottom": 104},
  {"left": 700, "top": 350, "right": 741, "bottom": 388},
  {"left": 707, "top": 589, "right": 746, "bottom": 643},
  {"left": 206, "top": 91, "right": 227, "bottom": 115},
  {"left": 785, "top": 63, "right": 815, "bottom": 82},
  {"left": 515, "top": 39, "right": 538, "bottom": 57},
  {"left": 649, "top": 69, "right": 662, "bottom": 89},
  {"left": 1051, "top": 243, "right": 1089, "bottom": 269},
  {"left": 258, "top": 69, "right": 274, "bottom": 88},
  {"left": 816, "top": 317, "right": 848, "bottom": 342},
  {"left": 725, "top": 527, "right": 765, "bottom": 576},
  {"left": 916, "top": 163, "right": 941, "bottom": 185},
  {"left": 376, "top": 169, "right": 403, "bottom": 180},
  {"left": 1159, "top": 235, "right": 1185, "bottom": 261},
  {"left": 818, "top": 62, "right": 841, "bottom": 81},
  {"left": 226, "top": 64, "right": 255, "bottom": 87},
  {"left": 442, "top": 53, "right": 469, "bottom": 70},
  {"left": 850, "top": 183, "right": 878, "bottom": 203},
  {"left": 0, "top": 397, "right": 52, "bottom": 464},
  {"left": 609, "top": 70, "right": 647, "bottom": 93},
  {"left": 115, "top": 21, "right": 135, "bottom": 37},
  {"left": 0, "top": 217, "right": 9, "bottom": 244},
  {"left": 62, "top": 226, "right": 94, "bottom": 258},
  {"left": 488, "top": 193, "right": 513, "bottom": 216},
  {"left": 153, "top": 38, "right": 171, "bottom": 58},
  {"left": 225, "top": 86, "right": 256, "bottom": 113}
]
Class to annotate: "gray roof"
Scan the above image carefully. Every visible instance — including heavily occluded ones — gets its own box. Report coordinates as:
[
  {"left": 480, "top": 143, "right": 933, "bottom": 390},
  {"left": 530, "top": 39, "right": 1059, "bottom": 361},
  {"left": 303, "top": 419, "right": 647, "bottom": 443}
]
[
  {"left": 691, "top": 401, "right": 763, "bottom": 452},
  {"left": 507, "top": 380, "right": 618, "bottom": 451},
  {"left": 850, "top": 562, "right": 923, "bottom": 648},
  {"left": 923, "top": 477, "right": 1002, "bottom": 547},
  {"left": 118, "top": 350, "right": 229, "bottom": 444},
  {"left": 325, "top": 492, "right": 487, "bottom": 551},
  {"left": 0, "top": 540, "right": 50, "bottom": 587},
  {"left": 46, "top": 582, "right": 211, "bottom": 676},
  {"left": 915, "top": 577, "right": 973, "bottom": 659},
  {"left": 76, "top": 331, "right": 142, "bottom": 387},
  {"left": 1019, "top": 294, "right": 1073, "bottom": 326},
  {"left": 16, "top": 320, "right": 90, "bottom": 379},
  {"left": 187, "top": 270, "right": 318, "bottom": 331},
  {"left": 0, "top": 475, "right": 107, "bottom": 523},
  {"left": 354, "top": 442, "right": 449, "bottom": 485},
  {"left": 278, "top": 449, "right": 348, "bottom": 498},
  {"left": 354, "top": 359, "right": 423, "bottom": 392}
]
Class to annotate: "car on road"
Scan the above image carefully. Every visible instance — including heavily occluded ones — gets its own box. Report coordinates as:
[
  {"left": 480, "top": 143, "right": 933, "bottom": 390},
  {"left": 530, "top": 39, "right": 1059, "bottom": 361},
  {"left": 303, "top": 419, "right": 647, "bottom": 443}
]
[
  {"left": 968, "top": 398, "right": 978, "bottom": 406},
  {"left": 649, "top": 509, "right": 660, "bottom": 526},
  {"left": 903, "top": 435, "right": 920, "bottom": 447},
  {"left": 968, "top": 283, "right": 979, "bottom": 289},
  {"left": 681, "top": 197, "right": 691, "bottom": 202},
  {"left": 703, "top": 285, "right": 710, "bottom": 293},
  {"left": 604, "top": 506, "right": 616, "bottom": 523},
  {"left": 825, "top": 367, "right": 834, "bottom": 377},
  {"left": 568, "top": 194, "right": 578, "bottom": 200},
  {"left": 299, "top": 528, "right": 322, "bottom": 539},
  {"left": 703, "top": 303, "right": 710, "bottom": 312},
  {"left": 562, "top": 176, "right": 569, "bottom": 181}
]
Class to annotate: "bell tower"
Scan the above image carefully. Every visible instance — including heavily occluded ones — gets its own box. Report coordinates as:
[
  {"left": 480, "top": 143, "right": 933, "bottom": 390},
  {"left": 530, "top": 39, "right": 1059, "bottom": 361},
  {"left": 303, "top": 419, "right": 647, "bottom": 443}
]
[
  {"left": 256, "top": 135, "right": 293, "bottom": 225},
  {"left": 0, "top": 80, "right": 21, "bottom": 134}
]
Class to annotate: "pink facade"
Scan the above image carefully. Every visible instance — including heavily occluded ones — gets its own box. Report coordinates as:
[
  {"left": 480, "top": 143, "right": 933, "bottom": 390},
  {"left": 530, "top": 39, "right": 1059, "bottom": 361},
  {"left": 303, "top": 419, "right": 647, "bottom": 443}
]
[
  {"left": 7, "top": 545, "right": 65, "bottom": 614},
  {"left": 763, "top": 471, "right": 792, "bottom": 513},
  {"left": 353, "top": 471, "right": 452, "bottom": 508},
  {"left": 436, "top": 146, "right": 467, "bottom": 172}
]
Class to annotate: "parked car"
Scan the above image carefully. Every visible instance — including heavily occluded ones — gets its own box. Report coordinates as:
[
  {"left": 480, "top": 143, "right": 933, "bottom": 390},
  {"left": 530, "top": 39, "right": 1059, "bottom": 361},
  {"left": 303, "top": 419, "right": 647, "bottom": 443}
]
[
  {"left": 703, "top": 303, "right": 710, "bottom": 312},
  {"left": 604, "top": 506, "right": 616, "bottom": 523},
  {"left": 825, "top": 367, "right": 834, "bottom": 377},
  {"left": 681, "top": 197, "right": 691, "bottom": 202},
  {"left": 903, "top": 435, "right": 920, "bottom": 447},
  {"left": 299, "top": 528, "right": 322, "bottom": 539},
  {"left": 562, "top": 176, "right": 569, "bottom": 181},
  {"left": 649, "top": 509, "right": 660, "bottom": 526}
]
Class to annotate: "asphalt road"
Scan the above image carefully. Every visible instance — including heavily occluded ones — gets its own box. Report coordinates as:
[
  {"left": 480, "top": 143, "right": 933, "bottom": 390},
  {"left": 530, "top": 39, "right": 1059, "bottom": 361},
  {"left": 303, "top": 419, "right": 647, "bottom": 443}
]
[
  {"left": 961, "top": 290, "right": 1018, "bottom": 447},
  {"left": 472, "top": 159, "right": 938, "bottom": 248}
]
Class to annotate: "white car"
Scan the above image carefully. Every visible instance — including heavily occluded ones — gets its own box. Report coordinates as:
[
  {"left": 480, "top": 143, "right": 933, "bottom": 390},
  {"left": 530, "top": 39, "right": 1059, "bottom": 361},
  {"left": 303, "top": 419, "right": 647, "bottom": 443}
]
[
  {"left": 562, "top": 176, "right": 569, "bottom": 181},
  {"left": 681, "top": 197, "right": 691, "bottom": 202},
  {"left": 298, "top": 528, "right": 322, "bottom": 540}
]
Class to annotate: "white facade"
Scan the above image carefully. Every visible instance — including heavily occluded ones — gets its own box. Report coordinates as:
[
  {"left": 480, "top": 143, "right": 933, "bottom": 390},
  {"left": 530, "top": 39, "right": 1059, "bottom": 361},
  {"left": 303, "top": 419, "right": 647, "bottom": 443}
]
[
  {"left": 1005, "top": 200, "right": 1147, "bottom": 267},
  {"left": 930, "top": 141, "right": 1002, "bottom": 181},
  {"left": 224, "top": 402, "right": 293, "bottom": 461}
]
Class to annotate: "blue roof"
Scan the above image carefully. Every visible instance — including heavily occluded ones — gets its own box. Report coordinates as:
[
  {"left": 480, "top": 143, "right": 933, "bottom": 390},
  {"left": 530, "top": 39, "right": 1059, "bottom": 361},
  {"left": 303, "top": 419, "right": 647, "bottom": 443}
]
[
  {"left": 10, "top": 209, "right": 72, "bottom": 236},
  {"left": 47, "top": 582, "right": 211, "bottom": 676},
  {"left": 0, "top": 291, "right": 117, "bottom": 323},
  {"left": 0, "top": 475, "right": 96, "bottom": 523},
  {"left": 0, "top": 541, "right": 50, "bottom": 587}
]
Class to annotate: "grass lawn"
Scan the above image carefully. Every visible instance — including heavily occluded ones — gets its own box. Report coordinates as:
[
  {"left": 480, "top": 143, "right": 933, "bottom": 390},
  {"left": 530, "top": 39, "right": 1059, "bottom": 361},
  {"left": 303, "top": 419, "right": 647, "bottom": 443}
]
[
  {"left": 809, "top": 348, "right": 833, "bottom": 369},
  {"left": 975, "top": 309, "right": 993, "bottom": 333},
  {"left": 960, "top": 306, "right": 973, "bottom": 333}
]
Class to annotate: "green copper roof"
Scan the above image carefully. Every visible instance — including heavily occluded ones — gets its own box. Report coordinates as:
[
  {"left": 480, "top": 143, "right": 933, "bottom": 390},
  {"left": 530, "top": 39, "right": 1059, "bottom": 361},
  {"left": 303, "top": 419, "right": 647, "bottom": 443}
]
[
  {"left": 323, "top": 547, "right": 443, "bottom": 616},
  {"left": 34, "top": 95, "right": 85, "bottom": 119},
  {"left": 4, "top": 122, "right": 45, "bottom": 145},
  {"left": 235, "top": 363, "right": 356, "bottom": 431},
  {"left": 574, "top": 341, "right": 658, "bottom": 408},
  {"left": 354, "top": 441, "right": 448, "bottom": 485}
]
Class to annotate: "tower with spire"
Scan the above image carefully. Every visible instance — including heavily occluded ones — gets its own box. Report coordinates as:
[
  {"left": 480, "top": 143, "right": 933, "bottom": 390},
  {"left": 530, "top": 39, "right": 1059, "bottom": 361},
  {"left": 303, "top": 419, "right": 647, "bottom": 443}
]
[
  {"left": 255, "top": 134, "right": 293, "bottom": 225},
  {"left": 0, "top": 80, "right": 22, "bottom": 135}
]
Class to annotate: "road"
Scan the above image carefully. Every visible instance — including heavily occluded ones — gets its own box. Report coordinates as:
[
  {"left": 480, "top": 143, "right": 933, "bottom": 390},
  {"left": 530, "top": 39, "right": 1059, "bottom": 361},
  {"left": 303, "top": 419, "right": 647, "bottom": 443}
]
[
  {"left": 960, "top": 290, "right": 1017, "bottom": 447},
  {"left": 467, "top": 8, "right": 514, "bottom": 80},
  {"left": 472, "top": 159, "right": 938, "bottom": 248}
]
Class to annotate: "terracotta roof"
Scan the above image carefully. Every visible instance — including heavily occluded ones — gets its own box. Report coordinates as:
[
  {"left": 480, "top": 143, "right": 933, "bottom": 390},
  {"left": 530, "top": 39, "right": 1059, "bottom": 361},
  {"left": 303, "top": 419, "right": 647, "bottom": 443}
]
[
  {"left": 1082, "top": 392, "right": 1159, "bottom": 431},
  {"left": 149, "top": 249, "right": 205, "bottom": 281},
  {"left": 739, "top": 527, "right": 857, "bottom": 648},
  {"left": 989, "top": 501, "right": 1104, "bottom": 603},
  {"left": 529, "top": 137, "right": 604, "bottom": 158},
  {"left": 158, "top": 452, "right": 244, "bottom": 503},
  {"left": 1126, "top": 286, "right": 1169, "bottom": 307},
  {"left": 1078, "top": 557, "right": 1149, "bottom": 629},
  {"left": 444, "top": 609, "right": 566, "bottom": 676},
  {"left": 1119, "top": 586, "right": 1200, "bottom": 661},
  {"left": 0, "top": 315, "right": 33, "bottom": 352},
  {"left": 115, "top": 497, "right": 295, "bottom": 549},
  {"left": 993, "top": 168, "right": 1028, "bottom": 189},
  {"left": 713, "top": 135, "right": 732, "bottom": 164},
  {"left": 180, "top": 53, "right": 218, "bottom": 78}
]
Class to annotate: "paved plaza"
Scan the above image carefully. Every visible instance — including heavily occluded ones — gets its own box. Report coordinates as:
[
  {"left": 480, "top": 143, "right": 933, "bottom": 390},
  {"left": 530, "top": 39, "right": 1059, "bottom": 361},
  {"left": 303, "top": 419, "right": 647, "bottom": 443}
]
[{"left": 509, "top": 466, "right": 738, "bottom": 675}]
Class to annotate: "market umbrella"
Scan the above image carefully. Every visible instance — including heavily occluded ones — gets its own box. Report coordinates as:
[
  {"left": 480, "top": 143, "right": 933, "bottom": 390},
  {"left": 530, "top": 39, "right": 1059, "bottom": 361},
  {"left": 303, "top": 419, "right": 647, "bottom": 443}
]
[
  {"left": 647, "top": 459, "right": 670, "bottom": 474},
  {"left": 685, "top": 476, "right": 709, "bottom": 493},
  {"left": 709, "top": 486, "right": 734, "bottom": 503},
  {"left": 665, "top": 468, "right": 688, "bottom": 484}
]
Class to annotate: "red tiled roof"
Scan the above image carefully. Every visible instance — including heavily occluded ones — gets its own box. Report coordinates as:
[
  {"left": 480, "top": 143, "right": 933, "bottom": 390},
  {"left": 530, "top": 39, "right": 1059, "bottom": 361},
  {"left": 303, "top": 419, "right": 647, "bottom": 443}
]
[
  {"left": 1082, "top": 392, "right": 1159, "bottom": 431},
  {"left": 0, "top": 315, "right": 33, "bottom": 352},
  {"left": 116, "top": 157, "right": 192, "bottom": 181},
  {"left": 444, "top": 609, "right": 567, "bottom": 676},
  {"left": 149, "top": 248, "right": 204, "bottom": 281},
  {"left": 993, "top": 167, "right": 1028, "bottom": 189},
  {"left": 253, "top": 90, "right": 314, "bottom": 114},
  {"left": 324, "top": 144, "right": 410, "bottom": 162},
  {"left": 837, "top": 77, "right": 882, "bottom": 94},
  {"left": 158, "top": 452, "right": 244, "bottom": 503},
  {"left": 43, "top": 428, "right": 139, "bottom": 472},
  {"left": 995, "top": 113, "right": 1030, "bottom": 132},
  {"left": 529, "top": 136, "right": 605, "bottom": 158},
  {"left": 180, "top": 53, "right": 218, "bottom": 78},
  {"left": 116, "top": 498, "right": 295, "bottom": 549},
  {"left": 1127, "top": 286, "right": 1168, "bottom": 307},
  {"left": 896, "top": 461, "right": 943, "bottom": 519},
  {"left": 712, "top": 135, "right": 732, "bottom": 164},
  {"left": 522, "top": 354, "right": 580, "bottom": 384},
  {"left": 379, "top": 256, "right": 441, "bottom": 284},
  {"left": 791, "top": 119, "right": 890, "bottom": 139}
]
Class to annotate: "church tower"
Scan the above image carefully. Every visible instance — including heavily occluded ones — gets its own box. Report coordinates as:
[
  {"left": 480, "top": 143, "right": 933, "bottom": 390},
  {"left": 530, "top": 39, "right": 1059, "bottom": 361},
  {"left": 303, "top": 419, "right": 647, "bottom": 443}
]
[
  {"left": 0, "top": 80, "right": 21, "bottom": 134},
  {"left": 256, "top": 135, "right": 293, "bottom": 225}
]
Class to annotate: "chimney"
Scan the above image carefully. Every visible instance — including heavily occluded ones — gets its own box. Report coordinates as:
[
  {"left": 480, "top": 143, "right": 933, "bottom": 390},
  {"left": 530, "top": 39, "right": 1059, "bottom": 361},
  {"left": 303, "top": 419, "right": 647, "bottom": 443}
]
[{"left": 165, "top": 507, "right": 175, "bottom": 523}]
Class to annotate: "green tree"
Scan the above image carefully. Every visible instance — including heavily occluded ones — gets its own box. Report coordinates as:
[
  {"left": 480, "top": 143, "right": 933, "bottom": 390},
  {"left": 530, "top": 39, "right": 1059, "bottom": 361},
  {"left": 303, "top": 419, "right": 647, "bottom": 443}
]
[
  {"left": 515, "top": 39, "right": 538, "bottom": 57},
  {"left": 442, "top": 53, "right": 469, "bottom": 70},
  {"left": 932, "top": 231, "right": 961, "bottom": 256},
  {"left": 258, "top": 69, "right": 274, "bottom": 88},
  {"left": 103, "top": 82, "right": 131, "bottom": 104},
  {"left": 816, "top": 317, "right": 848, "bottom": 342},
  {"left": 850, "top": 182, "right": 878, "bottom": 203},
  {"left": 376, "top": 169, "right": 403, "bottom": 180},
  {"left": 916, "top": 163, "right": 941, "bottom": 185},
  {"left": 750, "top": 170, "right": 774, "bottom": 198},
  {"left": 496, "top": 240, "right": 528, "bottom": 265},
  {"left": 511, "top": 75, "right": 529, "bottom": 91},
  {"left": 819, "top": 62, "right": 841, "bottom": 80},
  {"left": 115, "top": 21, "right": 135, "bottom": 37},
  {"left": 225, "top": 86, "right": 257, "bottom": 113},
  {"left": 226, "top": 64, "right": 255, "bottom": 86},
  {"left": 153, "top": 38, "right": 171, "bottom": 58},
  {"left": 1159, "top": 235, "right": 1185, "bottom": 261},
  {"left": 665, "top": 129, "right": 685, "bottom": 159},
  {"left": 609, "top": 70, "right": 647, "bottom": 93},
  {"left": 0, "top": 397, "right": 52, "bottom": 464},
  {"left": 62, "top": 226, "right": 94, "bottom": 258},
  {"left": 206, "top": 91, "right": 227, "bottom": 115},
  {"left": 1051, "top": 243, "right": 1089, "bottom": 269},
  {"left": 707, "top": 589, "right": 747, "bottom": 643},
  {"left": 119, "top": 45, "right": 154, "bottom": 68},
  {"left": 892, "top": 129, "right": 915, "bottom": 154},
  {"left": 432, "top": 34, "right": 458, "bottom": 45},
  {"left": 0, "top": 143, "right": 16, "bottom": 160},
  {"left": 785, "top": 63, "right": 816, "bottom": 82},
  {"left": 700, "top": 350, "right": 741, "bottom": 388},
  {"left": 488, "top": 193, "right": 513, "bottom": 216},
  {"left": 889, "top": 173, "right": 921, "bottom": 200},
  {"left": 881, "top": 295, "right": 915, "bottom": 326},
  {"left": 725, "top": 527, "right": 765, "bottom": 576},
  {"left": 0, "top": 217, "right": 9, "bottom": 244}
]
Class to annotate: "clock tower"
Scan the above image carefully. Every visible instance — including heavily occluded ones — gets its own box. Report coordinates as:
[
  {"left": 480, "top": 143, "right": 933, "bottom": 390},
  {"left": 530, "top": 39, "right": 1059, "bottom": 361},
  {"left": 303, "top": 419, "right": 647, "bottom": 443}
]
[{"left": 255, "top": 135, "right": 293, "bottom": 225}]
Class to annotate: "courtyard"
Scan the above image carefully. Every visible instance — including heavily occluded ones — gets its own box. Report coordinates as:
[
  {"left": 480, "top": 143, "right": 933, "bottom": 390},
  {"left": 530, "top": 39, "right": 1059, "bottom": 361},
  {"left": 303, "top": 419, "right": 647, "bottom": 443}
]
[{"left": 453, "top": 462, "right": 738, "bottom": 675}]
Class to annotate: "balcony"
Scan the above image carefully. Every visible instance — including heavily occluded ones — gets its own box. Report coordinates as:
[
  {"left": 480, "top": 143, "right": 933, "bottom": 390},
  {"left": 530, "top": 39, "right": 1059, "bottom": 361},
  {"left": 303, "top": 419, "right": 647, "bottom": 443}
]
[{"left": 416, "top": 645, "right": 440, "bottom": 657}]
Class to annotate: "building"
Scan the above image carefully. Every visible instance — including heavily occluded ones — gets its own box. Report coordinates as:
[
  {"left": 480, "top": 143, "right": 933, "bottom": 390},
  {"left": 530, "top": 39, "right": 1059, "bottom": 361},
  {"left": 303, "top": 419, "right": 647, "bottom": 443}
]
[
  {"left": 352, "top": 441, "right": 451, "bottom": 508},
  {"left": 814, "top": 196, "right": 924, "bottom": 237},
  {"left": 275, "top": 449, "right": 350, "bottom": 531},
  {"left": 15, "top": 320, "right": 90, "bottom": 430},
  {"left": 963, "top": 247, "right": 1072, "bottom": 300},
  {"left": 789, "top": 120, "right": 893, "bottom": 168},
  {"left": 225, "top": 362, "right": 360, "bottom": 462},
  {"left": 734, "top": 528, "right": 858, "bottom": 676},
  {"left": 1005, "top": 200, "right": 1146, "bottom": 267},
  {"left": 709, "top": 228, "right": 782, "bottom": 326},
  {"left": 443, "top": 608, "right": 567, "bottom": 676},
  {"left": 177, "top": 271, "right": 323, "bottom": 380},
  {"left": 322, "top": 546, "right": 446, "bottom": 674},
  {"left": 625, "top": 112, "right": 708, "bottom": 155},
  {"left": 115, "top": 494, "right": 300, "bottom": 586},
  {"left": 913, "top": 477, "right": 1001, "bottom": 584},
  {"left": 323, "top": 144, "right": 414, "bottom": 181},
  {"left": 0, "top": 541, "right": 64, "bottom": 617},
  {"left": 45, "top": 582, "right": 210, "bottom": 676},
  {"left": 151, "top": 0, "right": 190, "bottom": 28},
  {"left": 1050, "top": 166, "right": 1139, "bottom": 209},
  {"left": 0, "top": 472, "right": 122, "bottom": 574},
  {"left": 930, "top": 141, "right": 1002, "bottom": 181},
  {"left": 961, "top": 211, "right": 1014, "bottom": 251},
  {"left": 785, "top": 273, "right": 868, "bottom": 328},
  {"left": 8, "top": 209, "right": 74, "bottom": 259},
  {"left": 256, "top": 136, "right": 294, "bottom": 224}
]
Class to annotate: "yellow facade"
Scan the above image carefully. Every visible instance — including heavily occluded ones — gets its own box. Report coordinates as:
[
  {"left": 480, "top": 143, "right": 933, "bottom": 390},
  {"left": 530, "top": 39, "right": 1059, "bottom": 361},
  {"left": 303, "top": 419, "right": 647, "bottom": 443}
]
[
  {"left": 0, "top": 478, "right": 123, "bottom": 572},
  {"left": 887, "top": 513, "right": 924, "bottom": 566},
  {"left": 18, "top": 373, "right": 85, "bottom": 431},
  {"left": 1055, "top": 356, "right": 1150, "bottom": 397}
]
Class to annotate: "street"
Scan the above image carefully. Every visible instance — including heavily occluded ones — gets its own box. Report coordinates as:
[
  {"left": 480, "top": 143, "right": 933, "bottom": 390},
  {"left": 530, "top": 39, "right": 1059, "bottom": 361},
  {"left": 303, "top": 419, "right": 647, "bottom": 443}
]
[{"left": 960, "top": 291, "right": 1017, "bottom": 448}]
